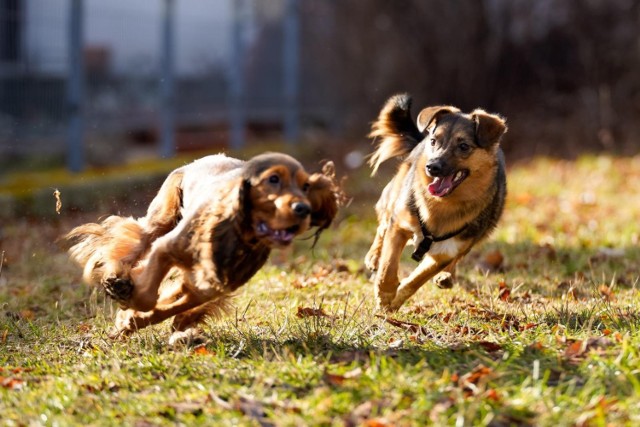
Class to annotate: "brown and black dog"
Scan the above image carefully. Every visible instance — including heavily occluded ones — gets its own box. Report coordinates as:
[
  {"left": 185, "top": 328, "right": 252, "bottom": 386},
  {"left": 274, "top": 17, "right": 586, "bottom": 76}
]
[
  {"left": 65, "top": 152, "right": 341, "bottom": 343},
  {"left": 365, "top": 94, "right": 507, "bottom": 311}
]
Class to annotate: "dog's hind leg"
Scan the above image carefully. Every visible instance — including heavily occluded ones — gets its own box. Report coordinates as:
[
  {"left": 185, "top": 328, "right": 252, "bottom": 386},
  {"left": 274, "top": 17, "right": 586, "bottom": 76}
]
[{"left": 373, "top": 222, "right": 411, "bottom": 310}]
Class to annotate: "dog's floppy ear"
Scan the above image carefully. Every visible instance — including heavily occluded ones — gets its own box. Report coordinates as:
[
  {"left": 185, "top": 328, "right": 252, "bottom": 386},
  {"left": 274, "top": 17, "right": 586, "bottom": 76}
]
[
  {"left": 236, "top": 177, "right": 253, "bottom": 230},
  {"left": 471, "top": 109, "right": 507, "bottom": 148},
  {"left": 307, "top": 161, "right": 342, "bottom": 233},
  {"left": 416, "top": 105, "right": 461, "bottom": 133}
]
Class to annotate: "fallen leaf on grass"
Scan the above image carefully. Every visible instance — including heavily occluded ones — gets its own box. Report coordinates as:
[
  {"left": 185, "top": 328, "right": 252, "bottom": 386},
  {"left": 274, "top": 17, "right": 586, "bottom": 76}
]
[
  {"left": 563, "top": 337, "right": 613, "bottom": 362},
  {"left": 527, "top": 341, "right": 545, "bottom": 351},
  {"left": 324, "top": 367, "right": 362, "bottom": 386},
  {"left": 375, "top": 314, "right": 429, "bottom": 335},
  {"left": 454, "top": 364, "right": 493, "bottom": 397},
  {"left": 477, "top": 341, "right": 502, "bottom": 352},
  {"left": 485, "top": 388, "right": 501, "bottom": 402},
  {"left": 598, "top": 284, "right": 616, "bottom": 302},
  {"left": 365, "top": 418, "right": 394, "bottom": 427},
  {"left": 476, "top": 250, "right": 504, "bottom": 273},
  {"left": 192, "top": 345, "right": 215, "bottom": 356},
  {"left": 520, "top": 322, "right": 539, "bottom": 331},
  {"left": 497, "top": 281, "right": 511, "bottom": 301},
  {"left": 296, "top": 306, "right": 333, "bottom": 319},
  {"left": 1, "top": 376, "right": 25, "bottom": 391}
]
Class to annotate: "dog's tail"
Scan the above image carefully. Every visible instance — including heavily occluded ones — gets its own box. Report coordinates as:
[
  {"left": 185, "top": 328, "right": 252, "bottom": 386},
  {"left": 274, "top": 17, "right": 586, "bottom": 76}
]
[
  {"left": 368, "top": 93, "right": 424, "bottom": 175},
  {"left": 64, "top": 216, "right": 147, "bottom": 286}
]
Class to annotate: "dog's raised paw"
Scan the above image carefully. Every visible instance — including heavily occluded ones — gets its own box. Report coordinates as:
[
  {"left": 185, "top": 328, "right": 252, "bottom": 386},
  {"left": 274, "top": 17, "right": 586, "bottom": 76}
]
[
  {"left": 102, "top": 276, "right": 134, "bottom": 304},
  {"left": 434, "top": 272, "right": 454, "bottom": 289}
]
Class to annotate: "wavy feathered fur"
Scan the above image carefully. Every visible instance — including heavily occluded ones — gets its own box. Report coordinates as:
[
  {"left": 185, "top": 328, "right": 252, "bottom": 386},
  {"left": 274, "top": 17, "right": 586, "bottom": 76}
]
[{"left": 64, "top": 152, "right": 342, "bottom": 344}]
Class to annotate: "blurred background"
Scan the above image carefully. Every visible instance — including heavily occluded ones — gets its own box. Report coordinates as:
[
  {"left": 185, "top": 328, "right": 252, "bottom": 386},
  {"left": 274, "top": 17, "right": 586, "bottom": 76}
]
[{"left": 0, "top": 0, "right": 639, "bottom": 214}]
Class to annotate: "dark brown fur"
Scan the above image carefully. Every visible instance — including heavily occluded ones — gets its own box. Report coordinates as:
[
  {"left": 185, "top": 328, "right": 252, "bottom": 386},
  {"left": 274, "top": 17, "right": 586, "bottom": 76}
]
[
  {"left": 65, "top": 152, "right": 341, "bottom": 343},
  {"left": 365, "top": 94, "right": 507, "bottom": 311}
]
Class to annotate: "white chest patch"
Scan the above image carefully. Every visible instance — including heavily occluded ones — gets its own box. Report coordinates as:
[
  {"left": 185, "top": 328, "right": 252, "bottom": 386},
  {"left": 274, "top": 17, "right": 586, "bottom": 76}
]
[{"left": 429, "top": 238, "right": 463, "bottom": 257}]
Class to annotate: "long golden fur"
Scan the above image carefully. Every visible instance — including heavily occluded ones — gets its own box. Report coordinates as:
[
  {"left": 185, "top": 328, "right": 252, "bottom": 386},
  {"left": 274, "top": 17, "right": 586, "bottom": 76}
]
[
  {"left": 365, "top": 94, "right": 508, "bottom": 311},
  {"left": 65, "top": 152, "right": 341, "bottom": 343}
]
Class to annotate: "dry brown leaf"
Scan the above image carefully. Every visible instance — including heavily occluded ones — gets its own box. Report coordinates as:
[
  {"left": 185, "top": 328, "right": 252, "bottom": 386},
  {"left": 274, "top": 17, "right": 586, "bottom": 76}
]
[
  {"left": 296, "top": 306, "right": 331, "bottom": 319},
  {"left": 598, "top": 284, "right": 616, "bottom": 302},
  {"left": 1, "top": 376, "right": 25, "bottom": 391},
  {"left": 19, "top": 309, "right": 35, "bottom": 320},
  {"left": 456, "top": 364, "right": 493, "bottom": 397},
  {"left": 477, "top": 341, "right": 502, "bottom": 352},
  {"left": 476, "top": 250, "right": 504, "bottom": 273},
  {"left": 365, "top": 418, "right": 394, "bottom": 427},
  {"left": 193, "top": 346, "right": 215, "bottom": 356},
  {"left": 485, "top": 389, "right": 501, "bottom": 402},
  {"left": 527, "top": 341, "right": 544, "bottom": 351},
  {"left": 323, "top": 367, "right": 362, "bottom": 386},
  {"left": 376, "top": 315, "right": 422, "bottom": 334},
  {"left": 498, "top": 281, "right": 511, "bottom": 301},
  {"left": 520, "top": 322, "right": 538, "bottom": 331},
  {"left": 563, "top": 337, "right": 613, "bottom": 361}
]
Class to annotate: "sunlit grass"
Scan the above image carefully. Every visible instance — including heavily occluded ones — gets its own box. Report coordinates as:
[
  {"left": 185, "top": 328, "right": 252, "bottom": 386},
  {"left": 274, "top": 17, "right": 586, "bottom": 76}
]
[{"left": 1, "top": 154, "right": 639, "bottom": 426}]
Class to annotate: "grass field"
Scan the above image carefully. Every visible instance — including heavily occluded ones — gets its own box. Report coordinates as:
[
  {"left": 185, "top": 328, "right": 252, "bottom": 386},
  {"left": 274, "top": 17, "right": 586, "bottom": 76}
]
[{"left": 1, "top": 154, "right": 639, "bottom": 426}]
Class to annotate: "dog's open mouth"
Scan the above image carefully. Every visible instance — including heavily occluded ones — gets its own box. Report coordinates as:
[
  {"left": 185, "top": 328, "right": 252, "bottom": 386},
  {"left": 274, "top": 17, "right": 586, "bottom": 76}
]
[
  {"left": 257, "top": 222, "right": 300, "bottom": 245},
  {"left": 427, "top": 169, "right": 469, "bottom": 197}
]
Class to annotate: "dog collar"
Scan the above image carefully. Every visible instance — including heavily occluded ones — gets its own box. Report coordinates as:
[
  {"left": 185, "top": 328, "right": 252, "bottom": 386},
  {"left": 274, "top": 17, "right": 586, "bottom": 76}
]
[{"left": 408, "top": 198, "right": 468, "bottom": 262}]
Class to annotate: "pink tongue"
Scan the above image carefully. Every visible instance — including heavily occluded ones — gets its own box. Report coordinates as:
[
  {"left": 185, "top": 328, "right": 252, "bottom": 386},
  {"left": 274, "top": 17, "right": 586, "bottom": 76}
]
[{"left": 428, "top": 175, "right": 454, "bottom": 197}]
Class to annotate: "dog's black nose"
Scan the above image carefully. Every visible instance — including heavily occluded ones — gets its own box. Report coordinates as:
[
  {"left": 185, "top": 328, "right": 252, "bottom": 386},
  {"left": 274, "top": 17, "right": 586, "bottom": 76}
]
[
  {"left": 426, "top": 160, "right": 444, "bottom": 177},
  {"left": 292, "top": 202, "right": 311, "bottom": 218}
]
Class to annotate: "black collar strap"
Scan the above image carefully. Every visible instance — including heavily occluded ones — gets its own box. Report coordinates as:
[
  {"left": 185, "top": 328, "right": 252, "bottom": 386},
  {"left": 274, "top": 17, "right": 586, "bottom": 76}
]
[{"left": 408, "top": 196, "right": 468, "bottom": 262}]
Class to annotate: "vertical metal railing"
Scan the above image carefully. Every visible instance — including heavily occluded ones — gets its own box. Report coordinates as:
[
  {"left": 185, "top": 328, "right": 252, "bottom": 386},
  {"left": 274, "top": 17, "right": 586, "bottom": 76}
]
[
  {"left": 283, "top": 0, "right": 299, "bottom": 144},
  {"left": 229, "top": 0, "right": 247, "bottom": 150},
  {"left": 160, "top": 0, "right": 176, "bottom": 158},
  {"left": 66, "top": 0, "right": 85, "bottom": 172}
]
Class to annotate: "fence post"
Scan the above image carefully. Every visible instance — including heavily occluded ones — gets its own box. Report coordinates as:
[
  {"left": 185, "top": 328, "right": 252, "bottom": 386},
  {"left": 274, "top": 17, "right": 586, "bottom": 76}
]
[
  {"left": 160, "top": 0, "right": 176, "bottom": 158},
  {"left": 283, "top": 0, "right": 299, "bottom": 144},
  {"left": 229, "top": 0, "right": 246, "bottom": 149},
  {"left": 66, "top": 0, "right": 84, "bottom": 172}
]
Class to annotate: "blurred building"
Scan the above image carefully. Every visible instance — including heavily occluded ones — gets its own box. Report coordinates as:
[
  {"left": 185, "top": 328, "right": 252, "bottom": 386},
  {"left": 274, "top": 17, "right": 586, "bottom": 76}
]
[{"left": 0, "top": 0, "right": 332, "bottom": 162}]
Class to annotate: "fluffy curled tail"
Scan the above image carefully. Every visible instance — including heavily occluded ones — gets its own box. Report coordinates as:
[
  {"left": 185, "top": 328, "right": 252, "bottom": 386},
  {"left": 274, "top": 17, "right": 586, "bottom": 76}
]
[
  {"left": 64, "top": 216, "right": 147, "bottom": 286},
  {"left": 368, "top": 93, "right": 424, "bottom": 175}
]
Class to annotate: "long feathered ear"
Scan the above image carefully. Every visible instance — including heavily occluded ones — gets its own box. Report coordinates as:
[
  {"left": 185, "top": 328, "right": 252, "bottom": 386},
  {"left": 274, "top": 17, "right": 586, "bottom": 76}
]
[
  {"left": 471, "top": 109, "right": 508, "bottom": 148},
  {"left": 416, "top": 105, "right": 461, "bottom": 133},
  {"left": 368, "top": 93, "right": 424, "bottom": 175},
  {"left": 307, "top": 161, "right": 343, "bottom": 235},
  {"left": 237, "top": 177, "right": 253, "bottom": 230}
]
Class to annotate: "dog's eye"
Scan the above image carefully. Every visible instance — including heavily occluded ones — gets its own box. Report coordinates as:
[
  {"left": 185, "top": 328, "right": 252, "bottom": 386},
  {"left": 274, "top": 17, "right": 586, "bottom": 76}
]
[
  {"left": 458, "top": 143, "right": 470, "bottom": 152},
  {"left": 302, "top": 182, "right": 310, "bottom": 192},
  {"left": 268, "top": 174, "right": 280, "bottom": 184},
  {"left": 430, "top": 137, "right": 436, "bottom": 147}
]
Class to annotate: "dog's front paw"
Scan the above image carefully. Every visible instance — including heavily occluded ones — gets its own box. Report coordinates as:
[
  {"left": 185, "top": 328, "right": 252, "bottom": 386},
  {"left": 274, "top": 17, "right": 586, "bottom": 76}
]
[
  {"left": 169, "top": 328, "right": 208, "bottom": 347},
  {"left": 364, "top": 251, "right": 380, "bottom": 273},
  {"left": 433, "top": 272, "right": 454, "bottom": 289},
  {"left": 102, "top": 275, "right": 134, "bottom": 306},
  {"left": 375, "top": 290, "right": 397, "bottom": 312}
]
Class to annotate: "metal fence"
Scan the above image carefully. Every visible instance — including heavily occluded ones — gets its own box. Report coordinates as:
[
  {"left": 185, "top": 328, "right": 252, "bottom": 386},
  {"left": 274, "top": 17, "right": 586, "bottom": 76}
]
[{"left": 0, "top": 0, "right": 312, "bottom": 172}]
